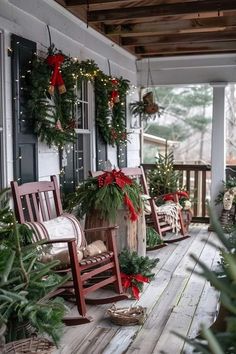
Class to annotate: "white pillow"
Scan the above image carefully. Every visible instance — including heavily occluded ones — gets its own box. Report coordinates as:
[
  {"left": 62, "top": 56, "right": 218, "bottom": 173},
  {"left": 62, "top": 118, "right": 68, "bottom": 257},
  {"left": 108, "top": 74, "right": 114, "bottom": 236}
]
[{"left": 25, "top": 213, "right": 86, "bottom": 258}]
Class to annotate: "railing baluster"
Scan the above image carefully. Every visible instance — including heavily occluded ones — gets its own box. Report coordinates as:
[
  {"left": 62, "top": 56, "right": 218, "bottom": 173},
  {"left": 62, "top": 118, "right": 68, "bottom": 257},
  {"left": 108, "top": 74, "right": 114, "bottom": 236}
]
[
  {"left": 194, "top": 171, "right": 198, "bottom": 216},
  {"left": 202, "top": 170, "right": 207, "bottom": 217}
]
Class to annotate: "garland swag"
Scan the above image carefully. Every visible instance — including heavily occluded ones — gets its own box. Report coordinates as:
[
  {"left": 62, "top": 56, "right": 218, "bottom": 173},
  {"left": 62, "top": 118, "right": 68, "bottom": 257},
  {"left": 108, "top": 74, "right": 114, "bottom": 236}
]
[{"left": 26, "top": 49, "right": 130, "bottom": 148}]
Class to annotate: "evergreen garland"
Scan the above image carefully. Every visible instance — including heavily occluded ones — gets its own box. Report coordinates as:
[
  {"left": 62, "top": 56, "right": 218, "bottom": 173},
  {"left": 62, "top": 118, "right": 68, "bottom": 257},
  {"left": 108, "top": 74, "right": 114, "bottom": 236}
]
[{"left": 26, "top": 47, "right": 130, "bottom": 148}]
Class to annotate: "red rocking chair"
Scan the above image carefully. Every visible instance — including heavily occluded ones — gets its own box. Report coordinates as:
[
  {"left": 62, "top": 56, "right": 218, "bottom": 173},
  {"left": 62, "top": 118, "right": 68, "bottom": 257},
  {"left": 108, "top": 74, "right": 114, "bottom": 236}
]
[
  {"left": 121, "top": 167, "right": 190, "bottom": 243},
  {"left": 10, "top": 176, "right": 128, "bottom": 325}
]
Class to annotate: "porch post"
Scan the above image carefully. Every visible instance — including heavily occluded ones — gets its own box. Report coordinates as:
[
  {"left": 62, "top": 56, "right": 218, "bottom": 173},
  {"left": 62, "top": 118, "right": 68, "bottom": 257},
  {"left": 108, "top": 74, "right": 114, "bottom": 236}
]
[{"left": 210, "top": 82, "right": 227, "bottom": 217}]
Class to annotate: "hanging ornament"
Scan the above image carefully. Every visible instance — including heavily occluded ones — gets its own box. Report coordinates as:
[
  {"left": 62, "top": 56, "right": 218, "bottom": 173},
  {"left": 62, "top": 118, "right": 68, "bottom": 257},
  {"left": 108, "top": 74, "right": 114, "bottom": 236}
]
[
  {"left": 109, "top": 78, "right": 120, "bottom": 108},
  {"left": 55, "top": 119, "right": 63, "bottom": 131},
  {"left": 46, "top": 54, "right": 66, "bottom": 95}
]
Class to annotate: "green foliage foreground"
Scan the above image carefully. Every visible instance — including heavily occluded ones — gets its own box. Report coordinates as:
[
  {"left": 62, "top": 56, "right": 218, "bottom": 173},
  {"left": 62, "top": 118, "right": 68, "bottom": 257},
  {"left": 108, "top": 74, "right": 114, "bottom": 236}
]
[
  {"left": 0, "top": 190, "right": 68, "bottom": 344},
  {"left": 173, "top": 208, "right": 236, "bottom": 353}
]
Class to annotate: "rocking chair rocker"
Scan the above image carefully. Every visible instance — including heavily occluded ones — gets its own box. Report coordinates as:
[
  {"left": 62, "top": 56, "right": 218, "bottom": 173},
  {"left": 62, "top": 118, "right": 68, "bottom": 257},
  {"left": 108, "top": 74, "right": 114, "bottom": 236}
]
[{"left": 10, "top": 176, "right": 128, "bottom": 325}]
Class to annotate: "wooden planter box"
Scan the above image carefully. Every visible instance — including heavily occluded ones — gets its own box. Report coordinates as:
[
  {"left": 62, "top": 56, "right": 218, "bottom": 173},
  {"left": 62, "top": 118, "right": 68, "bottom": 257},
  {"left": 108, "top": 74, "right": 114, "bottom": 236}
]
[{"left": 85, "top": 209, "right": 146, "bottom": 256}]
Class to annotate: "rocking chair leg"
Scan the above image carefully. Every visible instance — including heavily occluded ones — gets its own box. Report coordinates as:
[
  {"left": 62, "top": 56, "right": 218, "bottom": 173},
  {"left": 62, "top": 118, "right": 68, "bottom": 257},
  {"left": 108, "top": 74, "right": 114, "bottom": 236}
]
[{"left": 68, "top": 241, "right": 87, "bottom": 317}]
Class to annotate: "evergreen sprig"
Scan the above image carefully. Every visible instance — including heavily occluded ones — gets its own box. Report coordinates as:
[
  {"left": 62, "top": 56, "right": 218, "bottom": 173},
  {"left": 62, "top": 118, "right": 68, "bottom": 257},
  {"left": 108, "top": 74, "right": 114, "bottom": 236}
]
[
  {"left": 174, "top": 209, "right": 236, "bottom": 353},
  {"left": 119, "top": 250, "right": 159, "bottom": 291},
  {"left": 0, "top": 190, "right": 68, "bottom": 344},
  {"left": 146, "top": 227, "right": 163, "bottom": 247}
]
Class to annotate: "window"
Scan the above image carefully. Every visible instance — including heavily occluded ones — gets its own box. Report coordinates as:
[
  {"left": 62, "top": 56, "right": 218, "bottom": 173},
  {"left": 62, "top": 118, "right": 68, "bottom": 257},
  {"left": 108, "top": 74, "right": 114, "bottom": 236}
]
[{"left": 60, "top": 80, "right": 92, "bottom": 194}]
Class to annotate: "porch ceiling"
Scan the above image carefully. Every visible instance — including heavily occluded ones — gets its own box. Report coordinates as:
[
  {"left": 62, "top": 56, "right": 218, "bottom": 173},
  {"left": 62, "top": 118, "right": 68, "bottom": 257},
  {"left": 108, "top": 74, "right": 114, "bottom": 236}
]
[{"left": 54, "top": 0, "right": 236, "bottom": 59}]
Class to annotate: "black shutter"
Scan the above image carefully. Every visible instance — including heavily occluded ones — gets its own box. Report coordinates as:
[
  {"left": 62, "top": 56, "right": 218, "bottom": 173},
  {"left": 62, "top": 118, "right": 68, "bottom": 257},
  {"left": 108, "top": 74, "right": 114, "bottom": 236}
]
[
  {"left": 60, "top": 137, "right": 84, "bottom": 195},
  {"left": 11, "top": 35, "right": 38, "bottom": 184},
  {"left": 117, "top": 102, "right": 127, "bottom": 168},
  {"left": 96, "top": 126, "right": 107, "bottom": 170},
  {"left": 117, "top": 143, "right": 127, "bottom": 168}
]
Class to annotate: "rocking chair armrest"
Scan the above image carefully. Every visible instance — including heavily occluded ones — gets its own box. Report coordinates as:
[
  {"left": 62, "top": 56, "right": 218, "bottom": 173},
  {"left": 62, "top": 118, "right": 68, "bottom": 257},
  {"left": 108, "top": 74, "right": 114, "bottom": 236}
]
[
  {"left": 43, "top": 238, "right": 76, "bottom": 244},
  {"left": 84, "top": 225, "right": 119, "bottom": 233}
]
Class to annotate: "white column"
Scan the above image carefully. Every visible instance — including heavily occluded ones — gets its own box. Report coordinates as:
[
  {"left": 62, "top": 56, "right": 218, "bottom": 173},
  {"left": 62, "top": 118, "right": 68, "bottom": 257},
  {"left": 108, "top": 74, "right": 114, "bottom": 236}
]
[{"left": 210, "top": 82, "right": 227, "bottom": 216}]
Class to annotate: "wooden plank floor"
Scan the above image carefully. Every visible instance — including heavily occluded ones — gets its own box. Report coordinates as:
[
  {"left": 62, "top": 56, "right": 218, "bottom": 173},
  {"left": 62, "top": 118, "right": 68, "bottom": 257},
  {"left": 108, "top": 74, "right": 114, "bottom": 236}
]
[{"left": 54, "top": 224, "right": 220, "bottom": 354}]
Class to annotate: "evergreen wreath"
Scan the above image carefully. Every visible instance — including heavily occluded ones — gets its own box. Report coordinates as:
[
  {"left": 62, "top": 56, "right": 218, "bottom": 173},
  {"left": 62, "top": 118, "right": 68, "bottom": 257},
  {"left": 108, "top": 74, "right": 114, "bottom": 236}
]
[
  {"left": 26, "top": 46, "right": 130, "bottom": 148},
  {"left": 95, "top": 76, "right": 130, "bottom": 146}
]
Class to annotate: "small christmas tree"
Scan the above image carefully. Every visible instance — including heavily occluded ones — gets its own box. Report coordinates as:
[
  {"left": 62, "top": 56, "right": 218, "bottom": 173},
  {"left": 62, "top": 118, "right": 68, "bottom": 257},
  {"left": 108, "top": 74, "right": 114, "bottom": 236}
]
[{"left": 148, "top": 150, "right": 180, "bottom": 198}]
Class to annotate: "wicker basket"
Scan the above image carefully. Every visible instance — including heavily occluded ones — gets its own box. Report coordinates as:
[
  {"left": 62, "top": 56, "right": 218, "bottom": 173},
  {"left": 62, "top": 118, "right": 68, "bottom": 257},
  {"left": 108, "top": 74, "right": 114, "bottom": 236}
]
[
  {"left": 106, "top": 305, "right": 147, "bottom": 326},
  {"left": 4, "top": 337, "right": 55, "bottom": 354}
]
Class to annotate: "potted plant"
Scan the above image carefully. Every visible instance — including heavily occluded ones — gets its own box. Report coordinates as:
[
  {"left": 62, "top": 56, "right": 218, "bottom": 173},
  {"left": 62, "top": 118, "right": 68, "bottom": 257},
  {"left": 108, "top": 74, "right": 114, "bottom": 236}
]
[
  {"left": 130, "top": 91, "right": 163, "bottom": 122},
  {"left": 66, "top": 169, "right": 143, "bottom": 223},
  {"left": 65, "top": 169, "right": 145, "bottom": 255}
]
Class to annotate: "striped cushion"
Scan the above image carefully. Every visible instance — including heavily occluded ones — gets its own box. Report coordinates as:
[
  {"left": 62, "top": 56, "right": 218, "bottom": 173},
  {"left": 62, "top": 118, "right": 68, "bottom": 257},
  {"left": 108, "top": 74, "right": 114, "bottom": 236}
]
[{"left": 26, "top": 214, "right": 86, "bottom": 261}]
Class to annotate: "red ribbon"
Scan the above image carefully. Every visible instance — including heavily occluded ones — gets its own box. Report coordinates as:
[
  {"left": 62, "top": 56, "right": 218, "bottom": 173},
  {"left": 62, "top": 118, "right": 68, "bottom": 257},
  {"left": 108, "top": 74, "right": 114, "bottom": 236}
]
[
  {"left": 123, "top": 193, "right": 138, "bottom": 222},
  {"left": 97, "top": 169, "right": 139, "bottom": 221},
  {"left": 163, "top": 191, "right": 189, "bottom": 202},
  {"left": 121, "top": 272, "right": 150, "bottom": 299},
  {"left": 46, "top": 54, "right": 66, "bottom": 95}
]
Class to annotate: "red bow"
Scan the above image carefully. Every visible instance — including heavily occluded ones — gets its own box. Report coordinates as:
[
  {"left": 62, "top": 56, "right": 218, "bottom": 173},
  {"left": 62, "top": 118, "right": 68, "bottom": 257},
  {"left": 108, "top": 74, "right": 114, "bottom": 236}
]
[
  {"left": 98, "top": 169, "right": 132, "bottom": 189},
  {"left": 46, "top": 54, "right": 66, "bottom": 95},
  {"left": 97, "top": 170, "right": 139, "bottom": 221},
  {"left": 121, "top": 272, "right": 150, "bottom": 299}
]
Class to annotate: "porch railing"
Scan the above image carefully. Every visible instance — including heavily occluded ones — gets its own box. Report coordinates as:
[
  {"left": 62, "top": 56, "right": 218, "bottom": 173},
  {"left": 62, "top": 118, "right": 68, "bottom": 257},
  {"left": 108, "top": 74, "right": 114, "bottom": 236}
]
[
  {"left": 142, "top": 164, "right": 236, "bottom": 223},
  {"left": 142, "top": 163, "right": 211, "bottom": 223}
]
